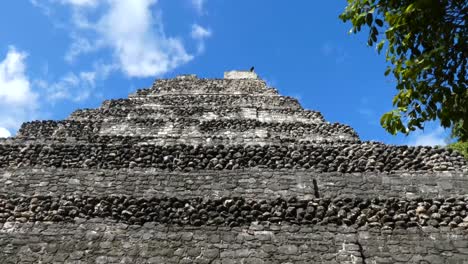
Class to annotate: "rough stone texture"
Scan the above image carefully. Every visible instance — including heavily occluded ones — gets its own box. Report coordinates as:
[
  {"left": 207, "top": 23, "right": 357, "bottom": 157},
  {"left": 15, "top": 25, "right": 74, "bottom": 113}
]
[
  {"left": 0, "top": 142, "right": 465, "bottom": 172},
  {"left": 1, "top": 195, "right": 468, "bottom": 229},
  {"left": 17, "top": 119, "right": 358, "bottom": 143},
  {"left": 224, "top": 70, "right": 258, "bottom": 79},
  {"left": 1, "top": 71, "right": 468, "bottom": 263},
  {"left": 1, "top": 222, "right": 468, "bottom": 264},
  {"left": 1, "top": 169, "right": 468, "bottom": 200}
]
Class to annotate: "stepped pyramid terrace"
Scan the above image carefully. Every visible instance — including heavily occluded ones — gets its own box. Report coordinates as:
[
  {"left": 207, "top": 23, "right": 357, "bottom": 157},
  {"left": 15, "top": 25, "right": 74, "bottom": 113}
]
[{"left": 1, "top": 70, "right": 468, "bottom": 263}]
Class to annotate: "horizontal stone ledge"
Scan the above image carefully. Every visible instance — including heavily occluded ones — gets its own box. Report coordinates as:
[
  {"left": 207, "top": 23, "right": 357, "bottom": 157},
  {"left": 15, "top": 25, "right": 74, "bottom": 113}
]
[
  {"left": 2, "top": 136, "right": 357, "bottom": 147},
  {"left": 1, "top": 168, "right": 467, "bottom": 200},
  {"left": 0, "top": 143, "right": 465, "bottom": 172},
  {"left": 146, "top": 78, "right": 274, "bottom": 94},
  {"left": 68, "top": 106, "right": 325, "bottom": 122},
  {"left": 100, "top": 95, "right": 302, "bottom": 110},
  {"left": 17, "top": 118, "right": 358, "bottom": 140},
  {"left": 1, "top": 195, "right": 468, "bottom": 230},
  {"left": 3, "top": 218, "right": 468, "bottom": 233}
]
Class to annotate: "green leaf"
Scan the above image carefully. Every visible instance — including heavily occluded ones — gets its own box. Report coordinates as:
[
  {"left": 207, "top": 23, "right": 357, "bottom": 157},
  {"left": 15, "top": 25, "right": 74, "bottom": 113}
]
[
  {"left": 405, "top": 3, "right": 415, "bottom": 13},
  {"left": 384, "top": 67, "right": 392, "bottom": 76},
  {"left": 375, "top": 19, "right": 383, "bottom": 27},
  {"left": 376, "top": 40, "right": 385, "bottom": 54},
  {"left": 366, "top": 13, "right": 373, "bottom": 26},
  {"left": 341, "top": 0, "right": 468, "bottom": 140}
]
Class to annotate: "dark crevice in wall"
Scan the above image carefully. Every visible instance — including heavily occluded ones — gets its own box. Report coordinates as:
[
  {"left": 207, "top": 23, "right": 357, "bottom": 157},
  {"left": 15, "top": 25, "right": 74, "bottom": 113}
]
[
  {"left": 356, "top": 239, "right": 367, "bottom": 264},
  {"left": 312, "top": 179, "right": 320, "bottom": 198}
]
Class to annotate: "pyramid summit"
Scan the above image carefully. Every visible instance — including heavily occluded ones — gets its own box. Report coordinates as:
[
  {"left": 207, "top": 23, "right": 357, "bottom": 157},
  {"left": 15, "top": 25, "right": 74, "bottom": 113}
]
[
  {"left": 0, "top": 71, "right": 468, "bottom": 263},
  {"left": 27, "top": 70, "right": 358, "bottom": 147}
]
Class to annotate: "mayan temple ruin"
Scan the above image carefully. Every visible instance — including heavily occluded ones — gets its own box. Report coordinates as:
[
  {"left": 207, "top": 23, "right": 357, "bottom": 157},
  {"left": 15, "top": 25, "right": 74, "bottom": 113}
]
[{"left": 1, "top": 70, "right": 468, "bottom": 263}]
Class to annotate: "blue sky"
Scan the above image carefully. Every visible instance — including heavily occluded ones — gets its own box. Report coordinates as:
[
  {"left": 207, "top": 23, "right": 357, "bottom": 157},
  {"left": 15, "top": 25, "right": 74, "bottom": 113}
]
[{"left": 0, "top": 0, "right": 448, "bottom": 145}]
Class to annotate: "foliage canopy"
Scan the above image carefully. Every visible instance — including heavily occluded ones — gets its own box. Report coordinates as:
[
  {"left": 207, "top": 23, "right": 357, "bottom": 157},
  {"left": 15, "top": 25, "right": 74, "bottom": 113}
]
[{"left": 340, "top": 0, "right": 467, "bottom": 140}]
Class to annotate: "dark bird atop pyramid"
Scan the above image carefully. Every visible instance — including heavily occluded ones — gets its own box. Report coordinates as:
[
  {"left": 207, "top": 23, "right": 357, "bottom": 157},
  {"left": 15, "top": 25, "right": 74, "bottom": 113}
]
[{"left": 250, "top": 66, "right": 255, "bottom": 72}]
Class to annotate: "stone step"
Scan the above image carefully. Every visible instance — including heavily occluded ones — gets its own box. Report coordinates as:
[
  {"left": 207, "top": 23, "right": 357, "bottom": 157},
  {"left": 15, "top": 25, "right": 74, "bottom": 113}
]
[
  {"left": 68, "top": 106, "right": 325, "bottom": 123},
  {"left": 18, "top": 119, "right": 358, "bottom": 142},
  {"left": 0, "top": 142, "right": 465, "bottom": 172},
  {"left": 131, "top": 94, "right": 302, "bottom": 109},
  {"left": 99, "top": 94, "right": 301, "bottom": 110},
  {"left": 18, "top": 120, "right": 100, "bottom": 138},
  {"left": 1, "top": 167, "right": 467, "bottom": 199},
  {"left": 134, "top": 77, "right": 278, "bottom": 96},
  {"left": 1, "top": 194, "right": 468, "bottom": 229},
  {"left": 6, "top": 135, "right": 354, "bottom": 147}
]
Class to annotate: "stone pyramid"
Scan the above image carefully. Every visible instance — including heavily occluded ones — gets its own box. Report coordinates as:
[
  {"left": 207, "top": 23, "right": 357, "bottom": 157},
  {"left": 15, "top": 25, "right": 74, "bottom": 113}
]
[{"left": 0, "top": 70, "right": 467, "bottom": 263}]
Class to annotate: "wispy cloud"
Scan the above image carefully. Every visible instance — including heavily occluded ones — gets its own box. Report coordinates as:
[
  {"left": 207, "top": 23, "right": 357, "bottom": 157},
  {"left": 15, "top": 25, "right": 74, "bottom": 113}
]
[
  {"left": 0, "top": 46, "right": 116, "bottom": 137},
  {"left": 321, "top": 41, "right": 349, "bottom": 64},
  {"left": 191, "top": 24, "right": 212, "bottom": 53},
  {"left": 36, "top": 72, "right": 93, "bottom": 102},
  {"left": 407, "top": 126, "right": 448, "bottom": 146},
  {"left": 36, "top": 62, "right": 117, "bottom": 102},
  {"left": 32, "top": 0, "right": 197, "bottom": 78},
  {"left": 357, "top": 97, "right": 379, "bottom": 126},
  {"left": 64, "top": 34, "right": 104, "bottom": 63},
  {"left": 0, "top": 46, "right": 39, "bottom": 136},
  {"left": 61, "top": 0, "right": 98, "bottom": 7},
  {"left": 191, "top": 24, "right": 211, "bottom": 40},
  {"left": 190, "top": 0, "right": 206, "bottom": 14}
]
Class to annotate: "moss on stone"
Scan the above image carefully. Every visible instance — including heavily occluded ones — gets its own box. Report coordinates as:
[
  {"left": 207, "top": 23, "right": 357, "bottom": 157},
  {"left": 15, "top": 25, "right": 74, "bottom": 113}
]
[{"left": 448, "top": 141, "right": 468, "bottom": 160}]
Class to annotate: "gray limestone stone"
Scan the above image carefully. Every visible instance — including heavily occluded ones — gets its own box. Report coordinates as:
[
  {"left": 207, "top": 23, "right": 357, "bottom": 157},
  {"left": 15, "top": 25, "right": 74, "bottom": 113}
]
[{"left": 0, "top": 71, "right": 467, "bottom": 264}]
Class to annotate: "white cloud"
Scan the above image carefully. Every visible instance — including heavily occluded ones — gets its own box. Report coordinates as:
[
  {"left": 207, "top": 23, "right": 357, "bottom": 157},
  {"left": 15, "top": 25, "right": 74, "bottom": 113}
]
[
  {"left": 191, "top": 24, "right": 211, "bottom": 53},
  {"left": 191, "top": 0, "right": 205, "bottom": 14},
  {"left": 32, "top": 0, "right": 98, "bottom": 8},
  {"left": 0, "top": 127, "right": 11, "bottom": 138},
  {"left": 408, "top": 126, "right": 447, "bottom": 146},
  {"left": 30, "top": 0, "right": 53, "bottom": 16},
  {"left": 36, "top": 0, "right": 195, "bottom": 78},
  {"left": 0, "top": 47, "right": 34, "bottom": 105},
  {"left": 97, "top": 0, "right": 193, "bottom": 77},
  {"left": 0, "top": 47, "right": 39, "bottom": 132},
  {"left": 191, "top": 24, "right": 211, "bottom": 40},
  {"left": 65, "top": 34, "right": 104, "bottom": 63}
]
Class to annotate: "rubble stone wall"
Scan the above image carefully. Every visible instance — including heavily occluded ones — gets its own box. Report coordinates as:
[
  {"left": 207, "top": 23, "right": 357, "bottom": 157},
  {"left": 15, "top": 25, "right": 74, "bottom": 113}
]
[
  {"left": 0, "top": 142, "right": 465, "bottom": 172},
  {"left": 100, "top": 95, "right": 301, "bottom": 110},
  {"left": 1, "top": 195, "right": 468, "bottom": 228},
  {"left": 68, "top": 107, "right": 325, "bottom": 123},
  {"left": 17, "top": 119, "right": 358, "bottom": 143},
  {"left": 149, "top": 78, "right": 269, "bottom": 95},
  {"left": 1, "top": 221, "right": 467, "bottom": 264}
]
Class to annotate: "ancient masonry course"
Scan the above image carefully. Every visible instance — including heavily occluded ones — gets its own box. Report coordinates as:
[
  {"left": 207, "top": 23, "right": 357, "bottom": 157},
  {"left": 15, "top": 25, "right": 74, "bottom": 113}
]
[{"left": 1, "top": 70, "right": 468, "bottom": 263}]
